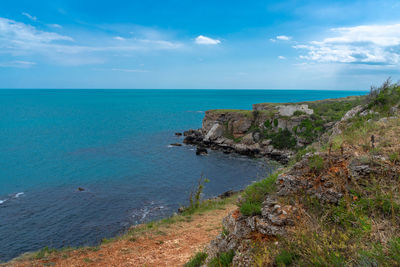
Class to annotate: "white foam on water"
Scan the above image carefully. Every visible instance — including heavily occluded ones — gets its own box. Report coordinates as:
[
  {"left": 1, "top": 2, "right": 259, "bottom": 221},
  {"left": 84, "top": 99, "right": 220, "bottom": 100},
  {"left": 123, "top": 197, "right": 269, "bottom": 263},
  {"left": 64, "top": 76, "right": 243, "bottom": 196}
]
[
  {"left": 141, "top": 209, "right": 150, "bottom": 220},
  {"left": 14, "top": 192, "right": 24, "bottom": 198},
  {"left": 0, "top": 199, "right": 6, "bottom": 205},
  {"left": 167, "top": 145, "right": 173, "bottom": 148}
]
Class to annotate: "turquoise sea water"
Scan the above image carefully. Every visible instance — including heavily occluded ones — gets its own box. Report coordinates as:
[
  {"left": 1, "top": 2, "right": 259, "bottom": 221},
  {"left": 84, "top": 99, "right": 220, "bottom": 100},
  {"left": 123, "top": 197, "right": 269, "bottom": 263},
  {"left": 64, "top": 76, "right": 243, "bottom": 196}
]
[{"left": 0, "top": 89, "right": 366, "bottom": 261}]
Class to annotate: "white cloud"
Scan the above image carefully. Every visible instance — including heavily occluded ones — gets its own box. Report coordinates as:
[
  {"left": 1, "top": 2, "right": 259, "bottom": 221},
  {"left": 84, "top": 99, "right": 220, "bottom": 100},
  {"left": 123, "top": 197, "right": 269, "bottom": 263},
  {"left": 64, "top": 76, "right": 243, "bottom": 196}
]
[
  {"left": 278, "top": 56, "right": 286, "bottom": 59},
  {"left": 114, "top": 36, "right": 125, "bottom": 41},
  {"left": 195, "top": 35, "right": 221, "bottom": 45},
  {"left": 0, "top": 17, "right": 183, "bottom": 65},
  {"left": 22, "top": 12, "right": 37, "bottom": 21},
  {"left": 0, "top": 17, "right": 73, "bottom": 45},
  {"left": 48, "top": 24, "right": 62, "bottom": 29},
  {"left": 295, "top": 23, "right": 400, "bottom": 65},
  {"left": 276, "top": 35, "right": 291, "bottom": 41},
  {"left": 0, "top": 60, "right": 36, "bottom": 68}
]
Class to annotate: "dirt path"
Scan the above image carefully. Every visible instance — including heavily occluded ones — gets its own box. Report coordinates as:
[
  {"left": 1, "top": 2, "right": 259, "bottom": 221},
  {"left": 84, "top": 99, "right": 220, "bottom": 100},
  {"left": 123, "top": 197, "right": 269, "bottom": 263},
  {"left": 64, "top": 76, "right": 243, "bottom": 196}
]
[{"left": 9, "top": 204, "right": 236, "bottom": 267}]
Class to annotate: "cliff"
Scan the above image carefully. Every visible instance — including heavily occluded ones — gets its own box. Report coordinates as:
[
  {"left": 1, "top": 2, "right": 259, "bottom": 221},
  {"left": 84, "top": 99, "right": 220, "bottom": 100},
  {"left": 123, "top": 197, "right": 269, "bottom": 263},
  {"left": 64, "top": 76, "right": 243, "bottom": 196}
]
[
  {"left": 184, "top": 95, "right": 364, "bottom": 163},
  {"left": 186, "top": 80, "right": 400, "bottom": 266}
]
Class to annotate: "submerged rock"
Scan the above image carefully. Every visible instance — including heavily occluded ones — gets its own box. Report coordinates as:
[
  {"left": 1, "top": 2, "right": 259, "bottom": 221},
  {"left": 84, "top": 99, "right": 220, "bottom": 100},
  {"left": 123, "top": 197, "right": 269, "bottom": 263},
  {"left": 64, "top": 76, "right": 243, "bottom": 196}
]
[{"left": 170, "top": 143, "right": 182, "bottom": 147}]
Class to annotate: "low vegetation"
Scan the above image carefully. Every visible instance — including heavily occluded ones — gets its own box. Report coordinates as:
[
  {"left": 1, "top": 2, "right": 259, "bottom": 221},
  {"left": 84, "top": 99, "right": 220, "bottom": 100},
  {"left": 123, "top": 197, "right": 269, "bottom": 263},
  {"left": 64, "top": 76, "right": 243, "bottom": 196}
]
[
  {"left": 208, "top": 250, "right": 235, "bottom": 267},
  {"left": 185, "top": 252, "right": 208, "bottom": 267},
  {"left": 239, "top": 173, "right": 278, "bottom": 216},
  {"left": 247, "top": 80, "right": 400, "bottom": 266}
]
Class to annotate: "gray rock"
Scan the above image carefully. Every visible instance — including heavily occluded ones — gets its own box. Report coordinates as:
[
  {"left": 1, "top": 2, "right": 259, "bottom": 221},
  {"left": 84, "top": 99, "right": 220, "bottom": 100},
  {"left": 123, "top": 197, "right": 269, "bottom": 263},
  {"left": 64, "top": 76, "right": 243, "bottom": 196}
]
[
  {"left": 341, "top": 105, "right": 363, "bottom": 121},
  {"left": 253, "top": 132, "right": 261, "bottom": 143},
  {"left": 204, "top": 123, "right": 224, "bottom": 141},
  {"left": 277, "top": 104, "right": 314, "bottom": 116},
  {"left": 242, "top": 133, "right": 255, "bottom": 145}
]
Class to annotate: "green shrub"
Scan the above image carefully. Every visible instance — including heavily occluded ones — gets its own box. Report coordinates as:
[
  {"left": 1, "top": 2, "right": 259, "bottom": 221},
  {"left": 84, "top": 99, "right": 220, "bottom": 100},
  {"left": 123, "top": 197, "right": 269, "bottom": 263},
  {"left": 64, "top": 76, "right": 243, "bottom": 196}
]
[
  {"left": 293, "top": 110, "right": 306, "bottom": 116},
  {"left": 185, "top": 252, "right": 208, "bottom": 267},
  {"left": 274, "top": 118, "right": 279, "bottom": 127},
  {"left": 296, "top": 118, "right": 325, "bottom": 143},
  {"left": 264, "top": 120, "right": 272, "bottom": 129},
  {"left": 271, "top": 128, "right": 297, "bottom": 149},
  {"left": 181, "top": 176, "right": 210, "bottom": 214},
  {"left": 308, "top": 154, "right": 324, "bottom": 174},
  {"left": 240, "top": 201, "right": 262, "bottom": 216},
  {"left": 208, "top": 250, "right": 235, "bottom": 267},
  {"left": 367, "top": 79, "right": 400, "bottom": 114}
]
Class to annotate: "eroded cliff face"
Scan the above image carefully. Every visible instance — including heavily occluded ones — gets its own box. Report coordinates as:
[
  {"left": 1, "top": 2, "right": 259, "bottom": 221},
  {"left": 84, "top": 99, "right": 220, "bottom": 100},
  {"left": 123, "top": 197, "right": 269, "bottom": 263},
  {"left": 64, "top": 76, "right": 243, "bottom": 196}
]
[{"left": 184, "top": 100, "right": 357, "bottom": 163}]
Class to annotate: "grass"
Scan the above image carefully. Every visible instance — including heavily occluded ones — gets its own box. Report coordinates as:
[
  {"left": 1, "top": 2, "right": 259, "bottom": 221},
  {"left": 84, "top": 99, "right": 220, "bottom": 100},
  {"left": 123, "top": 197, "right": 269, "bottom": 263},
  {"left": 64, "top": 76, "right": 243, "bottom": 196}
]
[
  {"left": 239, "top": 173, "right": 278, "bottom": 216},
  {"left": 185, "top": 252, "right": 208, "bottom": 267},
  {"left": 275, "top": 249, "right": 297, "bottom": 266},
  {"left": 208, "top": 250, "right": 235, "bottom": 267}
]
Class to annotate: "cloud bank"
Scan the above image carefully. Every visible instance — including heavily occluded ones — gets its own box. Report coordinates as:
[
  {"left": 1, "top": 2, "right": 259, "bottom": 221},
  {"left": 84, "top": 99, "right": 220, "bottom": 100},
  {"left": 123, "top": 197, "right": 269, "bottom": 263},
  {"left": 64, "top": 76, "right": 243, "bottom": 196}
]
[{"left": 295, "top": 23, "right": 400, "bottom": 65}]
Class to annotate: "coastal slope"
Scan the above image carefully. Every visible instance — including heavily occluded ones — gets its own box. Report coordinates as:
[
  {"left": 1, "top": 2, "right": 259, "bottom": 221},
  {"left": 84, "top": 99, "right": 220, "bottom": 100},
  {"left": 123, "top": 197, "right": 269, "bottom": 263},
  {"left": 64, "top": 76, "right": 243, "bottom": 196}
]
[{"left": 192, "top": 80, "right": 400, "bottom": 266}]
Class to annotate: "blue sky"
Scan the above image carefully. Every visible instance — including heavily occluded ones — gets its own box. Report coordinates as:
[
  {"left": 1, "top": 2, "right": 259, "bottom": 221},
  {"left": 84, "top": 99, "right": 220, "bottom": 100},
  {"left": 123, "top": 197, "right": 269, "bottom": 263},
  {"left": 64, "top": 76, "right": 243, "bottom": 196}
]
[{"left": 1, "top": 0, "right": 400, "bottom": 89}]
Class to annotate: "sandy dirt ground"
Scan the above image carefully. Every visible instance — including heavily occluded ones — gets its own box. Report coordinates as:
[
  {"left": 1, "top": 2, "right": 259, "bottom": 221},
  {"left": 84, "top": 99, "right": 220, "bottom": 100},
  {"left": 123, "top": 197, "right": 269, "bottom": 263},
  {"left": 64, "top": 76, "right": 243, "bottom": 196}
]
[{"left": 7, "top": 204, "right": 236, "bottom": 267}]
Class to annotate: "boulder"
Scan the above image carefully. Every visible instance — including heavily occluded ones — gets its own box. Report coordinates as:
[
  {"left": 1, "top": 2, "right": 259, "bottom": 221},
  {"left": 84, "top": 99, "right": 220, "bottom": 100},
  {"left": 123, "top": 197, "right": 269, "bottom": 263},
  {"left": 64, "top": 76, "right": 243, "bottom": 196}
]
[
  {"left": 253, "top": 132, "right": 261, "bottom": 143},
  {"left": 241, "top": 133, "right": 255, "bottom": 145},
  {"left": 390, "top": 106, "right": 398, "bottom": 115},
  {"left": 196, "top": 147, "right": 208, "bottom": 155}
]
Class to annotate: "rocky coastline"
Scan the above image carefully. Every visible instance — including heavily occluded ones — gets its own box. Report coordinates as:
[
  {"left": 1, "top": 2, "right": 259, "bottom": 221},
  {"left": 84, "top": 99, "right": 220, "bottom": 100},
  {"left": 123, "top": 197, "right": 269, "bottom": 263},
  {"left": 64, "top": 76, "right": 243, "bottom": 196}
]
[{"left": 182, "top": 96, "right": 363, "bottom": 164}]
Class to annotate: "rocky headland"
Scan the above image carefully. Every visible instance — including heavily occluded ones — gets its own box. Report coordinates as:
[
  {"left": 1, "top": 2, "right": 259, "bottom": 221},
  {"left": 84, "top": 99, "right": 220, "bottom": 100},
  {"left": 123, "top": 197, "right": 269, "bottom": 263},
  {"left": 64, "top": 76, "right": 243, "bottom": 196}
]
[{"left": 183, "top": 95, "right": 363, "bottom": 164}]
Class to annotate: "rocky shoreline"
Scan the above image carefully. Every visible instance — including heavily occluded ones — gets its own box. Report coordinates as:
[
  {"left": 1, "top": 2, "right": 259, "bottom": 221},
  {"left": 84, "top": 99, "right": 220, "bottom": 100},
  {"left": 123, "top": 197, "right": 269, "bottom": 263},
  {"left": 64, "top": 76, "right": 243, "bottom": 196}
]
[{"left": 183, "top": 128, "right": 293, "bottom": 164}]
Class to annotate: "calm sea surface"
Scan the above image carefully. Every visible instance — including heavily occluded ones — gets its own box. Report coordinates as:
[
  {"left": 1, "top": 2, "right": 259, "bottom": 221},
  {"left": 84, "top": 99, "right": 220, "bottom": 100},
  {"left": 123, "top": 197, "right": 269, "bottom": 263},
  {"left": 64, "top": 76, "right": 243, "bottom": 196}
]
[{"left": 0, "top": 89, "right": 366, "bottom": 261}]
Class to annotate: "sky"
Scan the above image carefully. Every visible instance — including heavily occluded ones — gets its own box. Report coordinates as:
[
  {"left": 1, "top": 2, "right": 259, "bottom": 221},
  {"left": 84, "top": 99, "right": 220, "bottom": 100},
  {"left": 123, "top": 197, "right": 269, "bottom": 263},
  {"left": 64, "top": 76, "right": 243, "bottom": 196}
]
[{"left": 1, "top": 0, "right": 400, "bottom": 90}]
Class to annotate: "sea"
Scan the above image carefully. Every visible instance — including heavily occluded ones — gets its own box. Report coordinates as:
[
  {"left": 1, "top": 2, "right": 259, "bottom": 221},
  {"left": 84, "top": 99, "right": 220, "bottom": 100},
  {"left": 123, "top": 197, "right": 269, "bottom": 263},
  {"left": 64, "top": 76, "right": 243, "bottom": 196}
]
[{"left": 0, "top": 89, "right": 366, "bottom": 261}]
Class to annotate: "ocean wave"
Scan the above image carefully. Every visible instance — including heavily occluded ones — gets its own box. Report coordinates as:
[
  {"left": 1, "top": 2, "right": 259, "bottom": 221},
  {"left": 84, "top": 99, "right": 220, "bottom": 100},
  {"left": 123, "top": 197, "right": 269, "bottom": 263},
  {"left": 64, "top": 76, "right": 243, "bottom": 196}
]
[
  {"left": 14, "top": 192, "right": 24, "bottom": 198},
  {"left": 167, "top": 145, "right": 173, "bottom": 148},
  {"left": 131, "top": 202, "right": 167, "bottom": 224},
  {"left": 0, "top": 199, "right": 7, "bottom": 205}
]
